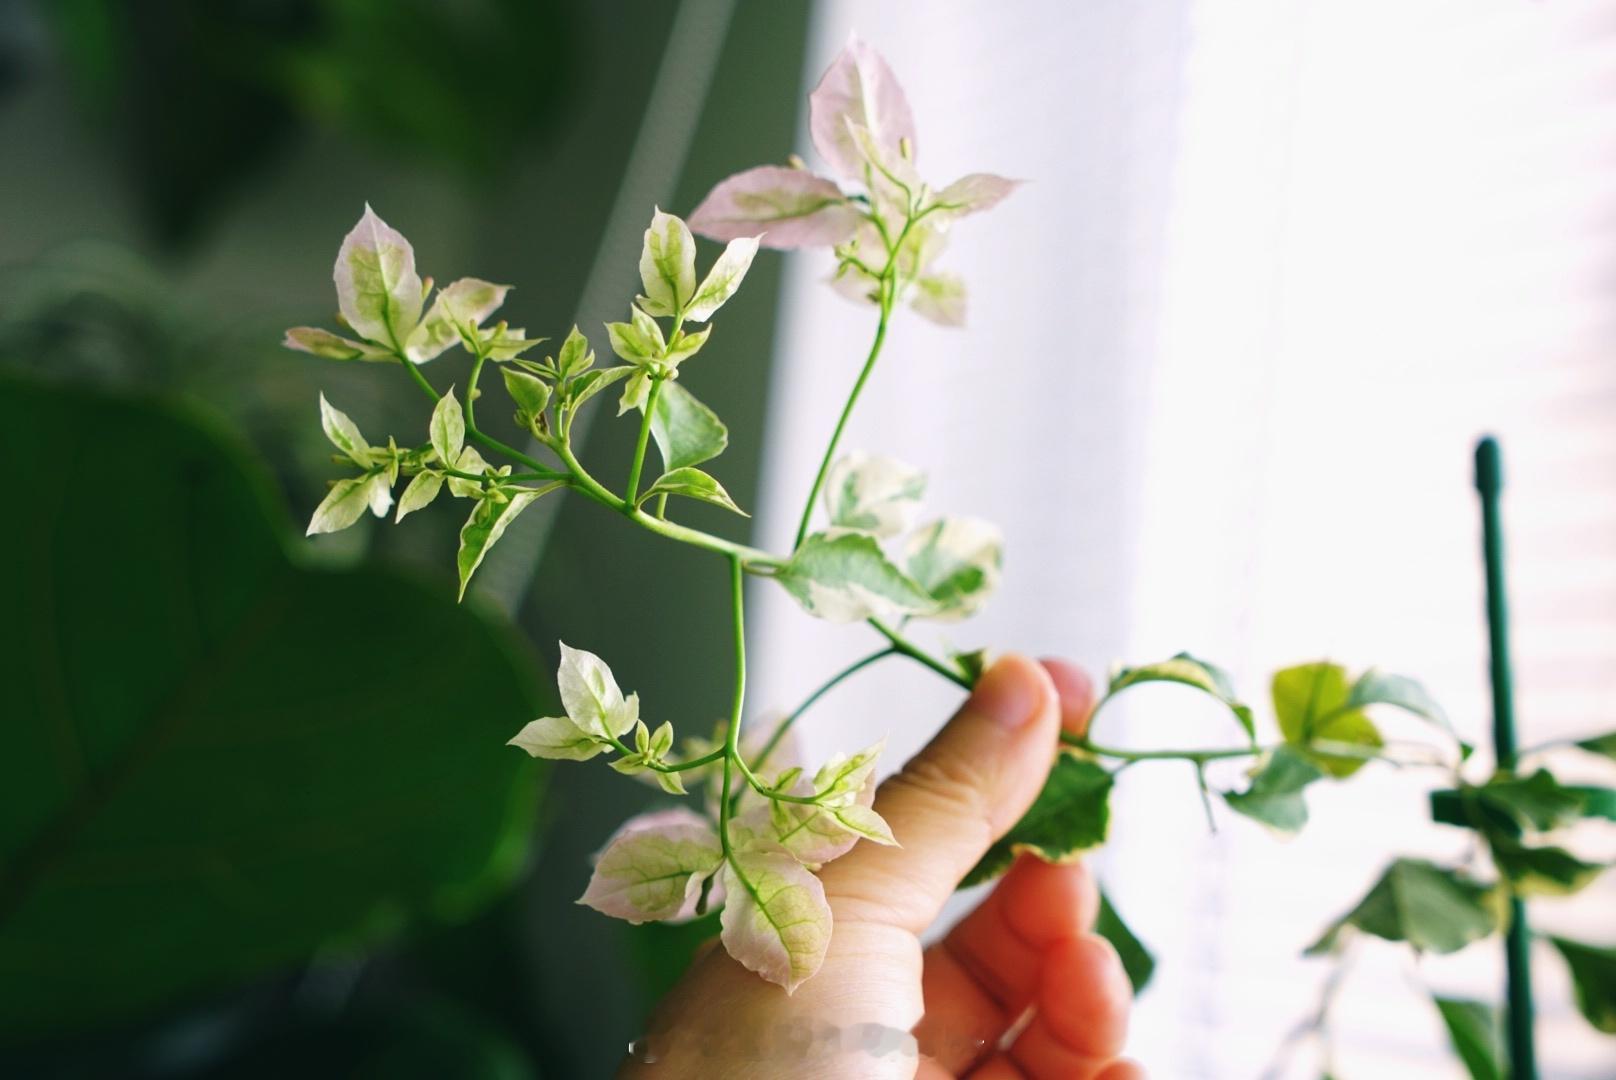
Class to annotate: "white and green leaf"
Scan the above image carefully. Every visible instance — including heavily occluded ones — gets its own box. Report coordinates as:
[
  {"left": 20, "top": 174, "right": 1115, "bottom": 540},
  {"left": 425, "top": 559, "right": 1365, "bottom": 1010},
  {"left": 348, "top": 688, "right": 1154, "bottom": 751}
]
[
  {"left": 684, "top": 236, "right": 761, "bottom": 322},
  {"left": 823, "top": 452, "right": 925, "bottom": 538},
  {"left": 406, "top": 277, "right": 510, "bottom": 363},
  {"left": 318, "top": 394, "right": 371, "bottom": 466},
  {"left": 903, "top": 516, "right": 1003, "bottom": 621},
  {"left": 283, "top": 327, "right": 394, "bottom": 362},
  {"left": 429, "top": 389, "right": 465, "bottom": 466},
  {"left": 394, "top": 469, "right": 444, "bottom": 522},
  {"left": 639, "top": 467, "right": 746, "bottom": 516},
  {"left": 777, "top": 531, "right": 935, "bottom": 623},
  {"left": 456, "top": 486, "right": 557, "bottom": 601},
  {"left": 501, "top": 367, "right": 552, "bottom": 421},
  {"left": 605, "top": 305, "right": 666, "bottom": 366},
  {"left": 507, "top": 714, "right": 605, "bottom": 762},
  {"left": 1107, "top": 653, "right": 1257, "bottom": 744},
  {"left": 555, "top": 641, "right": 640, "bottom": 742},
  {"left": 638, "top": 209, "right": 698, "bottom": 318},
  {"left": 651, "top": 381, "right": 727, "bottom": 470}
]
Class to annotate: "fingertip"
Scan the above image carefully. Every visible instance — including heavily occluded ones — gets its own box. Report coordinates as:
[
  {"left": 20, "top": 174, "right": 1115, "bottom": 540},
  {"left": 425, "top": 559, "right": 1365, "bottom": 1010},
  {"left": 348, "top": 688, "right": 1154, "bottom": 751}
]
[
  {"left": 1000, "top": 854, "right": 1100, "bottom": 936},
  {"left": 1039, "top": 934, "right": 1132, "bottom": 1057},
  {"left": 1038, "top": 657, "right": 1097, "bottom": 737},
  {"left": 1096, "top": 1059, "right": 1148, "bottom": 1080},
  {"left": 973, "top": 653, "right": 1059, "bottom": 733}
]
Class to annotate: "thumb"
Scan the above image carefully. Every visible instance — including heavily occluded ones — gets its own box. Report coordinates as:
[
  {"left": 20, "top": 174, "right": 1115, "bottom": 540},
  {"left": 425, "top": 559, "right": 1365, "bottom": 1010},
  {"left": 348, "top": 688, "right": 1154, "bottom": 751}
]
[{"left": 818, "top": 653, "right": 1060, "bottom": 935}]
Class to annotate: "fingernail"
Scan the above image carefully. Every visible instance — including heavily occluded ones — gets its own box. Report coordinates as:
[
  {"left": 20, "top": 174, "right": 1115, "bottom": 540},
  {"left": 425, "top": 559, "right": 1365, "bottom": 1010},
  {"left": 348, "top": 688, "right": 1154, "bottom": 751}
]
[{"left": 973, "top": 656, "right": 1046, "bottom": 731}]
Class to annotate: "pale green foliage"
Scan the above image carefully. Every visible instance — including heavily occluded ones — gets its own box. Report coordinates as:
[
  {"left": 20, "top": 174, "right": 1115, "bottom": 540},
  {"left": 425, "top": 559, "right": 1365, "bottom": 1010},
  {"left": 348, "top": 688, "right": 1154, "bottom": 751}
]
[
  {"left": 651, "top": 381, "right": 728, "bottom": 470},
  {"left": 824, "top": 452, "right": 925, "bottom": 538},
  {"left": 283, "top": 326, "right": 393, "bottom": 362},
  {"left": 306, "top": 395, "right": 397, "bottom": 536},
  {"left": 335, "top": 204, "right": 423, "bottom": 348},
  {"left": 429, "top": 389, "right": 465, "bottom": 466},
  {"left": 683, "top": 237, "right": 760, "bottom": 323},
  {"left": 457, "top": 485, "right": 558, "bottom": 600},
  {"left": 1107, "top": 653, "right": 1256, "bottom": 742},
  {"left": 394, "top": 470, "right": 444, "bottom": 523},
  {"left": 1272, "top": 662, "right": 1383, "bottom": 777},
  {"left": 509, "top": 644, "right": 643, "bottom": 762},
  {"left": 640, "top": 467, "right": 745, "bottom": 516},
  {"left": 408, "top": 278, "right": 511, "bottom": 363},
  {"left": 1222, "top": 748, "right": 1323, "bottom": 835}
]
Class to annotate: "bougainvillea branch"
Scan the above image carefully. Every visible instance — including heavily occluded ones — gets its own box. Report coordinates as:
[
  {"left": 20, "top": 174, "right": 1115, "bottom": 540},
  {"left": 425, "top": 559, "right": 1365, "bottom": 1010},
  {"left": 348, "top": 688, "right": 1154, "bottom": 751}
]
[{"left": 282, "top": 35, "right": 1616, "bottom": 1066}]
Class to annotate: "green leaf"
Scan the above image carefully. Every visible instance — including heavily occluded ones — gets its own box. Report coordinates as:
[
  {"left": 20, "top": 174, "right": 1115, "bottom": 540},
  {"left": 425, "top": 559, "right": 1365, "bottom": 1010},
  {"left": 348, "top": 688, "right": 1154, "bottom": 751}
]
[
  {"left": 1095, "top": 889, "right": 1155, "bottom": 994},
  {"left": 1432, "top": 997, "right": 1504, "bottom": 1080},
  {"left": 552, "top": 642, "right": 641, "bottom": 744},
  {"left": 639, "top": 467, "right": 746, "bottom": 516},
  {"left": 319, "top": 392, "right": 371, "bottom": 465},
  {"left": 1273, "top": 662, "right": 1382, "bottom": 777},
  {"left": 776, "top": 531, "right": 936, "bottom": 623},
  {"left": 605, "top": 305, "right": 665, "bottom": 365},
  {"left": 1108, "top": 653, "right": 1256, "bottom": 743},
  {"left": 1549, "top": 937, "right": 1616, "bottom": 1034},
  {"left": 650, "top": 381, "right": 728, "bottom": 470},
  {"left": 1570, "top": 785, "right": 1616, "bottom": 822},
  {"left": 334, "top": 204, "right": 425, "bottom": 348},
  {"left": 0, "top": 378, "right": 542, "bottom": 1037},
  {"left": 578, "top": 813, "right": 722, "bottom": 924},
  {"left": 565, "top": 365, "right": 634, "bottom": 412},
  {"left": 1575, "top": 731, "right": 1616, "bottom": 761},
  {"left": 617, "top": 369, "right": 654, "bottom": 417},
  {"left": 500, "top": 367, "right": 551, "bottom": 422},
  {"left": 1222, "top": 747, "right": 1324, "bottom": 835},
  {"left": 555, "top": 325, "right": 595, "bottom": 380},
  {"left": 661, "top": 325, "right": 711, "bottom": 369},
  {"left": 456, "top": 486, "right": 558, "bottom": 601},
  {"left": 1344, "top": 669, "right": 1456, "bottom": 741},
  {"left": 1489, "top": 838, "right": 1605, "bottom": 897},
  {"left": 902, "top": 517, "right": 1003, "bottom": 622},
  {"left": 430, "top": 389, "right": 466, "bottom": 466},
  {"left": 964, "top": 754, "right": 1115, "bottom": 887},
  {"left": 684, "top": 236, "right": 761, "bottom": 322},
  {"left": 1306, "top": 858, "right": 1500, "bottom": 955},
  {"left": 1475, "top": 769, "right": 1587, "bottom": 833},
  {"left": 637, "top": 209, "right": 698, "bottom": 318}
]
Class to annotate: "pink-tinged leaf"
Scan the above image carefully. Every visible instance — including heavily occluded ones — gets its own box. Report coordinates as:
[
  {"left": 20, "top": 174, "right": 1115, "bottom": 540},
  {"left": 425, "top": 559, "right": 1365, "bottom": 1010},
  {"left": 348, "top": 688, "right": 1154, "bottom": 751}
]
[
  {"left": 283, "top": 326, "right": 395, "bottom": 362},
  {"left": 689, "top": 166, "right": 860, "bottom": 249},
  {"left": 809, "top": 35, "right": 918, "bottom": 181},
  {"left": 931, "top": 173, "right": 1023, "bottom": 218},
  {"left": 333, "top": 204, "right": 424, "bottom": 348},
  {"left": 579, "top": 810, "right": 723, "bottom": 924},
  {"left": 720, "top": 849, "right": 832, "bottom": 992}
]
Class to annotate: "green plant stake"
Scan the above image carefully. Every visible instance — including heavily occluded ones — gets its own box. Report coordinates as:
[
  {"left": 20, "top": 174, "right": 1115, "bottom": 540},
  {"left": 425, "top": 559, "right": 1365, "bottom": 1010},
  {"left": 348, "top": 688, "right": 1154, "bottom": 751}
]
[{"left": 1476, "top": 435, "right": 1537, "bottom": 1080}]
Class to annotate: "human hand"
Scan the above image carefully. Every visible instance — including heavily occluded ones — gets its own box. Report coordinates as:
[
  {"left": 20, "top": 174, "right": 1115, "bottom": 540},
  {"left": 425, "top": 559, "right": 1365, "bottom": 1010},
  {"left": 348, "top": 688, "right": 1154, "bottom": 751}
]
[{"left": 621, "top": 655, "right": 1143, "bottom": 1079}]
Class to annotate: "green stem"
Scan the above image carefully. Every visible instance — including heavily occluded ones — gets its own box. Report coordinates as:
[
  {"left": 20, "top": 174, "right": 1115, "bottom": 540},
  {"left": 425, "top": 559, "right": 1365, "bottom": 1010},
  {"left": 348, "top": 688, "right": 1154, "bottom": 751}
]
[
  {"left": 750, "top": 647, "right": 897, "bottom": 777},
  {"left": 623, "top": 376, "right": 664, "bottom": 508},
  {"left": 399, "top": 357, "right": 565, "bottom": 480},
  {"left": 719, "top": 555, "right": 747, "bottom": 860},
  {"left": 869, "top": 618, "right": 971, "bottom": 688}
]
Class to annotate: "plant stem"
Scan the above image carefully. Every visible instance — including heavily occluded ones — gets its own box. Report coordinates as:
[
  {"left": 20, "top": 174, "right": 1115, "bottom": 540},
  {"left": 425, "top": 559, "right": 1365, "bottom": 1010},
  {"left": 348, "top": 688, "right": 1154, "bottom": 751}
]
[
  {"left": 869, "top": 618, "right": 971, "bottom": 688},
  {"left": 719, "top": 554, "right": 747, "bottom": 860},
  {"left": 623, "top": 376, "right": 663, "bottom": 508},
  {"left": 792, "top": 285, "right": 893, "bottom": 551},
  {"left": 399, "top": 357, "right": 565, "bottom": 480},
  {"left": 751, "top": 648, "right": 897, "bottom": 776}
]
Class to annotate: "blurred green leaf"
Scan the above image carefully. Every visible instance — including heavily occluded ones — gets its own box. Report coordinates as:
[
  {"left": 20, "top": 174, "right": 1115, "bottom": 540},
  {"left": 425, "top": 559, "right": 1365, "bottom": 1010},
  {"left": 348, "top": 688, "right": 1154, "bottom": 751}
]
[
  {"left": 1306, "top": 859, "right": 1499, "bottom": 956},
  {"left": 0, "top": 378, "right": 543, "bottom": 1039},
  {"left": 1550, "top": 937, "right": 1616, "bottom": 1034},
  {"left": 1107, "top": 653, "right": 1255, "bottom": 743},
  {"left": 1432, "top": 996, "right": 1503, "bottom": 1080},
  {"left": 1273, "top": 662, "right": 1382, "bottom": 778},
  {"left": 1095, "top": 889, "right": 1154, "bottom": 994},
  {"left": 1223, "top": 747, "right": 1324, "bottom": 835},
  {"left": 964, "top": 754, "right": 1113, "bottom": 887},
  {"left": 1474, "top": 769, "right": 1587, "bottom": 833},
  {"left": 1488, "top": 840, "right": 1605, "bottom": 898},
  {"left": 1575, "top": 731, "right": 1616, "bottom": 761}
]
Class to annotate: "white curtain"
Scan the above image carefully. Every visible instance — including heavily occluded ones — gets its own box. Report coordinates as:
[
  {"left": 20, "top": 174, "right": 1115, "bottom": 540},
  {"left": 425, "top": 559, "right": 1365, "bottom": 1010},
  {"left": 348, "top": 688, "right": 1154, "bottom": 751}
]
[{"left": 752, "top": 2, "right": 1616, "bottom": 1076}]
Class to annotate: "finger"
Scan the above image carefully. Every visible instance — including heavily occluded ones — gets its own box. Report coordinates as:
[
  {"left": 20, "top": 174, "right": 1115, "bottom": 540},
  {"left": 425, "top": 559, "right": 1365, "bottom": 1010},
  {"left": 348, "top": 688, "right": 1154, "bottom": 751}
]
[
  {"left": 1005, "top": 934, "right": 1132, "bottom": 1078},
  {"left": 969, "top": 1057, "right": 1028, "bottom": 1079},
  {"left": 1040, "top": 657, "right": 1097, "bottom": 738},
  {"left": 915, "top": 857, "right": 1098, "bottom": 1071},
  {"left": 819, "top": 654, "right": 1060, "bottom": 934},
  {"left": 1094, "top": 1060, "right": 1147, "bottom": 1080}
]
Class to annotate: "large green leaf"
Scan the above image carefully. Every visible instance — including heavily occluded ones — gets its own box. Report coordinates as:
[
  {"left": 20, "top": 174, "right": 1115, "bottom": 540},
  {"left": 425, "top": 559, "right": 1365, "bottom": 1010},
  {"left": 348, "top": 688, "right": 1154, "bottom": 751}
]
[
  {"left": 964, "top": 754, "right": 1114, "bottom": 887},
  {"left": 1550, "top": 937, "right": 1616, "bottom": 1034},
  {"left": 0, "top": 379, "right": 542, "bottom": 1038},
  {"left": 1432, "top": 996, "right": 1503, "bottom": 1080},
  {"left": 650, "top": 381, "right": 728, "bottom": 471},
  {"left": 1272, "top": 662, "right": 1382, "bottom": 778},
  {"left": 1306, "top": 858, "right": 1500, "bottom": 956}
]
